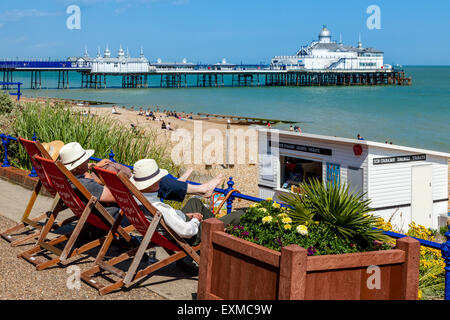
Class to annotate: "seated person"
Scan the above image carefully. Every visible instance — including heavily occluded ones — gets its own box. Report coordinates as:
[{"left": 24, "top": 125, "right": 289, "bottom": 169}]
[
  {"left": 58, "top": 142, "right": 129, "bottom": 226},
  {"left": 158, "top": 167, "right": 223, "bottom": 203},
  {"left": 131, "top": 159, "right": 245, "bottom": 246}
]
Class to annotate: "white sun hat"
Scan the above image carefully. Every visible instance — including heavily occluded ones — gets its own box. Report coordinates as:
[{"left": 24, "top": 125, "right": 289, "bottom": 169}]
[
  {"left": 130, "top": 159, "right": 168, "bottom": 191},
  {"left": 58, "top": 142, "right": 95, "bottom": 171}
]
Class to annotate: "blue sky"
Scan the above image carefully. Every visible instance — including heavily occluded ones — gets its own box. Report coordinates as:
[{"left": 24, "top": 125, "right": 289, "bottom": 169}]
[{"left": 0, "top": 0, "right": 449, "bottom": 65}]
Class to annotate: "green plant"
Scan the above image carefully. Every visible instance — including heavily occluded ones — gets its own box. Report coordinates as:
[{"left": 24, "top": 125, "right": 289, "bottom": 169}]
[
  {"left": 439, "top": 225, "right": 449, "bottom": 237},
  {"left": 6, "top": 101, "right": 179, "bottom": 174},
  {"left": 0, "top": 91, "right": 14, "bottom": 115},
  {"left": 276, "top": 191, "right": 314, "bottom": 226},
  {"left": 227, "top": 199, "right": 391, "bottom": 255},
  {"left": 279, "top": 178, "right": 388, "bottom": 246}
]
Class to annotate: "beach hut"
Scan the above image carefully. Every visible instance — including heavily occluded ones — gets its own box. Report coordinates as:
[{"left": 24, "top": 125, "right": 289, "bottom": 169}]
[{"left": 257, "top": 128, "right": 449, "bottom": 232}]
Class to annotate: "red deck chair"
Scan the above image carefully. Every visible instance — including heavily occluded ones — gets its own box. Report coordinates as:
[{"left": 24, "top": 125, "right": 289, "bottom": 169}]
[
  {"left": 80, "top": 167, "right": 201, "bottom": 295},
  {"left": 18, "top": 156, "right": 134, "bottom": 271},
  {"left": 0, "top": 138, "right": 74, "bottom": 246}
]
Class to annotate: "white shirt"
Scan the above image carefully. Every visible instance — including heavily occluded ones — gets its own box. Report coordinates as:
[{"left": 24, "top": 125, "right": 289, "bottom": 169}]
[{"left": 141, "top": 192, "right": 200, "bottom": 239}]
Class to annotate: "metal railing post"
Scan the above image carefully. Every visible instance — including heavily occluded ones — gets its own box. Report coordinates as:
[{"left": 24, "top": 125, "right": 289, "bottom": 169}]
[
  {"left": 109, "top": 149, "right": 116, "bottom": 163},
  {"left": 442, "top": 224, "right": 450, "bottom": 300},
  {"left": 1, "top": 134, "right": 10, "bottom": 167},
  {"left": 28, "top": 133, "right": 38, "bottom": 177},
  {"left": 225, "top": 176, "right": 235, "bottom": 214}
]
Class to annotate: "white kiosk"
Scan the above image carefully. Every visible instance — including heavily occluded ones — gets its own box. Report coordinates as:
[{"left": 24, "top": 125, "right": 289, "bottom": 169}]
[{"left": 258, "top": 128, "right": 449, "bottom": 231}]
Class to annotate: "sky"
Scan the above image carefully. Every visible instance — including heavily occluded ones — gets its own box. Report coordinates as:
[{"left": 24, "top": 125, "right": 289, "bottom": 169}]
[{"left": 0, "top": 0, "right": 449, "bottom": 65}]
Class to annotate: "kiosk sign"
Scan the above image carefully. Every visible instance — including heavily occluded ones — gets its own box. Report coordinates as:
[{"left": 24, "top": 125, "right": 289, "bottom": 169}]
[
  {"left": 373, "top": 154, "right": 426, "bottom": 165},
  {"left": 269, "top": 141, "right": 332, "bottom": 156}
]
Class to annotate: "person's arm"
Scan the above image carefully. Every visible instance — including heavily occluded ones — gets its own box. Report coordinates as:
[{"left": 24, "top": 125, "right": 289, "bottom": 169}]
[
  {"left": 99, "top": 185, "right": 116, "bottom": 204},
  {"left": 156, "top": 204, "right": 200, "bottom": 238}
]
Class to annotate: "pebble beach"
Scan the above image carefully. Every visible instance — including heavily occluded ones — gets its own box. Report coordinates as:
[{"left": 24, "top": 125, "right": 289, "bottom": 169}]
[{"left": 19, "top": 97, "right": 261, "bottom": 208}]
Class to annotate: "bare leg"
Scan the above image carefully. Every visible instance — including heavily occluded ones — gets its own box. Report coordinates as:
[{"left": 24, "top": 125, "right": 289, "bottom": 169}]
[
  {"left": 186, "top": 174, "right": 224, "bottom": 198},
  {"left": 178, "top": 168, "right": 193, "bottom": 182}
]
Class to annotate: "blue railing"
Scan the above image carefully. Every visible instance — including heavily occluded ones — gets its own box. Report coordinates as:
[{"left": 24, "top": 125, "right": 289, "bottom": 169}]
[
  {"left": 0, "top": 82, "right": 22, "bottom": 101},
  {"left": 0, "top": 61, "right": 74, "bottom": 69},
  {"left": 0, "top": 132, "right": 449, "bottom": 300}
]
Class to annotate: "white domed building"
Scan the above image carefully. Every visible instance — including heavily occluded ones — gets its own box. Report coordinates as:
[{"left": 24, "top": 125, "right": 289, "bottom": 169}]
[
  {"left": 90, "top": 46, "right": 149, "bottom": 73},
  {"left": 271, "top": 25, "right": 388, "bottom": 71}
]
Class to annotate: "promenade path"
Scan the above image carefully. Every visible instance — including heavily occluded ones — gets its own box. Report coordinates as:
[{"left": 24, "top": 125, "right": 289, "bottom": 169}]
[{"left": 0, "top": 178, "right": 198, "bottom": 300}]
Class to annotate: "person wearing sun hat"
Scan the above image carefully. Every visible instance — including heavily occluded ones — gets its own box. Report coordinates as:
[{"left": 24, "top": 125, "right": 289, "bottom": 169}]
[
  {"left": 131, "top": 159, "right": 245, "bottom": 246},
  {"left": 42, "top": 140, "right": 65, "bottom": 161},
  {"left": 58, "top": 142, "right": 128, "bottom": 226}
]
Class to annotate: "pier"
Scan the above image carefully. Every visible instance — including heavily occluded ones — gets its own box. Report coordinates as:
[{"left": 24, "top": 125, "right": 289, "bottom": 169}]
[{"left": 0, "top": 60, "right": 411, "bottom": 90}]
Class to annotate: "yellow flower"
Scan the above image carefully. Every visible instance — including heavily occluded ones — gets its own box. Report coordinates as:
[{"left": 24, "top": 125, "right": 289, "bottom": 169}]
[
  {"left": 284, "top": 224, "right": 292, "bottom": 230},
  {"left": 418, "top": 289, "right": 422, "bottom": 300},
  {"left": 250, "top": 203, "right": 259, "bottom": 208},
  {"left": 262, "top": 216, "right": 273, "bottom": 224},
  {"left": 272, "top": 202, "right": 281, "bottom": 209},
  {"left": 258, "top": 208, "right": 267, "bottom": 213},
  {"left": 278, "top": 213, "right": 288, "bottom": 218},
  {"left": 266, "top": 197, "right": 273, "bottom": 202},
  {"left": 296, "top": 225, "right": 308, "bottom": 236},
  {"left": 281, "top": 217, "right": 292, "bottom": 224}
]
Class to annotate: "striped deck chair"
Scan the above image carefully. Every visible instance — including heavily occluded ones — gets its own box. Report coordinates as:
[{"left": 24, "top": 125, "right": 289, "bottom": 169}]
[
  {"left": 80, "top": 167, "right": 201, "bottom": 295},
  {"left": 0, "top": 138, "right": 74, "bottom": 246},
  {"left": 18, "top": 156, "right": 134, "bottom": 271}
]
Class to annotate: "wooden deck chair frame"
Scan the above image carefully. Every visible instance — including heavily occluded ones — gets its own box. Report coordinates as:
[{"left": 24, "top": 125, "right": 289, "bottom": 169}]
[
  {"left": 18, "top": 156, "right": 134, "bottom": 271},
  {"left": 0, "top": 138, "right": 76, "bottom": 247},
  {"left": 211, "top": 189, "right": 240, "bottom": 215},
  {"left": 81, "top": 167, "right": 201, "bottom": 295}
]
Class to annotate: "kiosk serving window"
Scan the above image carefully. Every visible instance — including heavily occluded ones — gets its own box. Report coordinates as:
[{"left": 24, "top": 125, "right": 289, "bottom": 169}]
[{"left": 280, "top": 156, "right": 322, "bottom": 190}]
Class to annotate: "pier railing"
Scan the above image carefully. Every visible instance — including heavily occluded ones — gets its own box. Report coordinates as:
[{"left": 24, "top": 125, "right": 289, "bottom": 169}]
[{"left": 0, "top": 132, "right": 449, "bottom": 300}]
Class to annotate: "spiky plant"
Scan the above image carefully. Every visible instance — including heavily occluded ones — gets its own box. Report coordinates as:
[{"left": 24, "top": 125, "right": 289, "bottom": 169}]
[
  {"left": 277, "top": 191, "right": 314, "bottom": 226},
  {"left": 282, "top": 178, "right": 388, "bottom": 245}
]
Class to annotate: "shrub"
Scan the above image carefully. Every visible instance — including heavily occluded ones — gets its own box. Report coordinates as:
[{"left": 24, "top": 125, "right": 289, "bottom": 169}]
[
  {"left": 6, "top": 101, "right": 179, "bottom": 174},
  {"left": 0, "top": 91, "right": 14, "bottom": 115},
  {"left": 227, "top": 199, "right": 391, "bottom": 255},
  {"left": 279, "top": 178, "right": 389, "bottom": 246}
]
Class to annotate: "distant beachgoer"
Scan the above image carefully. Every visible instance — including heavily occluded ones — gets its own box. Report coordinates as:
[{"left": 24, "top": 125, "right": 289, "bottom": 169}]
[
  {"left": 161, "top": 121, "right": 167, "bottom": 130},
  {"left": 267, "top": 122, "right": 271, "bottom": 129},
  {"left": 289, "top": 125, "right": 294, "bottom": 132},
  {"left": 112, "top": 106, "right": 120, "bottom": 114},
  {"left": 167, "top": 122, "right": 172, "bottom": 131},
  {"left": 357, "top": 134, "right": 364, "bottom": 140}
]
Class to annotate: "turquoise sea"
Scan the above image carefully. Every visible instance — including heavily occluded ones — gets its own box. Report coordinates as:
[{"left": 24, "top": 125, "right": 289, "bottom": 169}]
[{"left": 12, "top": 66, "right": 450, "bottom": 153}]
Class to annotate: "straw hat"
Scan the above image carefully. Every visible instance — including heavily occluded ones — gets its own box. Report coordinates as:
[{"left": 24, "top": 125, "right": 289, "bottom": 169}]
[
  {"left": 130, "top": 159, "right": 168, "bottom": 191},
  {"left": 59, "top": 142, "right": 95, "bottom": 171},
  {"left": 42, "top": 140, "right": 65, "bottom": 161}
]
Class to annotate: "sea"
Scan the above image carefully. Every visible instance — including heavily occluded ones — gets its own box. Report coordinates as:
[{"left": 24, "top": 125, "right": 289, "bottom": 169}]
[{"left": 11, "top": 66, "right": 450, "bottom": 153}]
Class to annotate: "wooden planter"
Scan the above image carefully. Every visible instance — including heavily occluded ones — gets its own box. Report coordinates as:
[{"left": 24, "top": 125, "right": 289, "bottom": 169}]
[{"left": 198, "top": 219, "right": 420, "bottom": 300}]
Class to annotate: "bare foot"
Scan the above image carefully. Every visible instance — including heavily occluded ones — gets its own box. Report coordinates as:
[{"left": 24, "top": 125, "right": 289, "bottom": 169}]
[{"left": 203, "top": 174, "right": 224, "bottom": 198}]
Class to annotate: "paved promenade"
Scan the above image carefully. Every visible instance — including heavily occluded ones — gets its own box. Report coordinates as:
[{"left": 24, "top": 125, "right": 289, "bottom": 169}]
[{"left": 0, "top": 178, "right": 198, "bottom": 300}]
